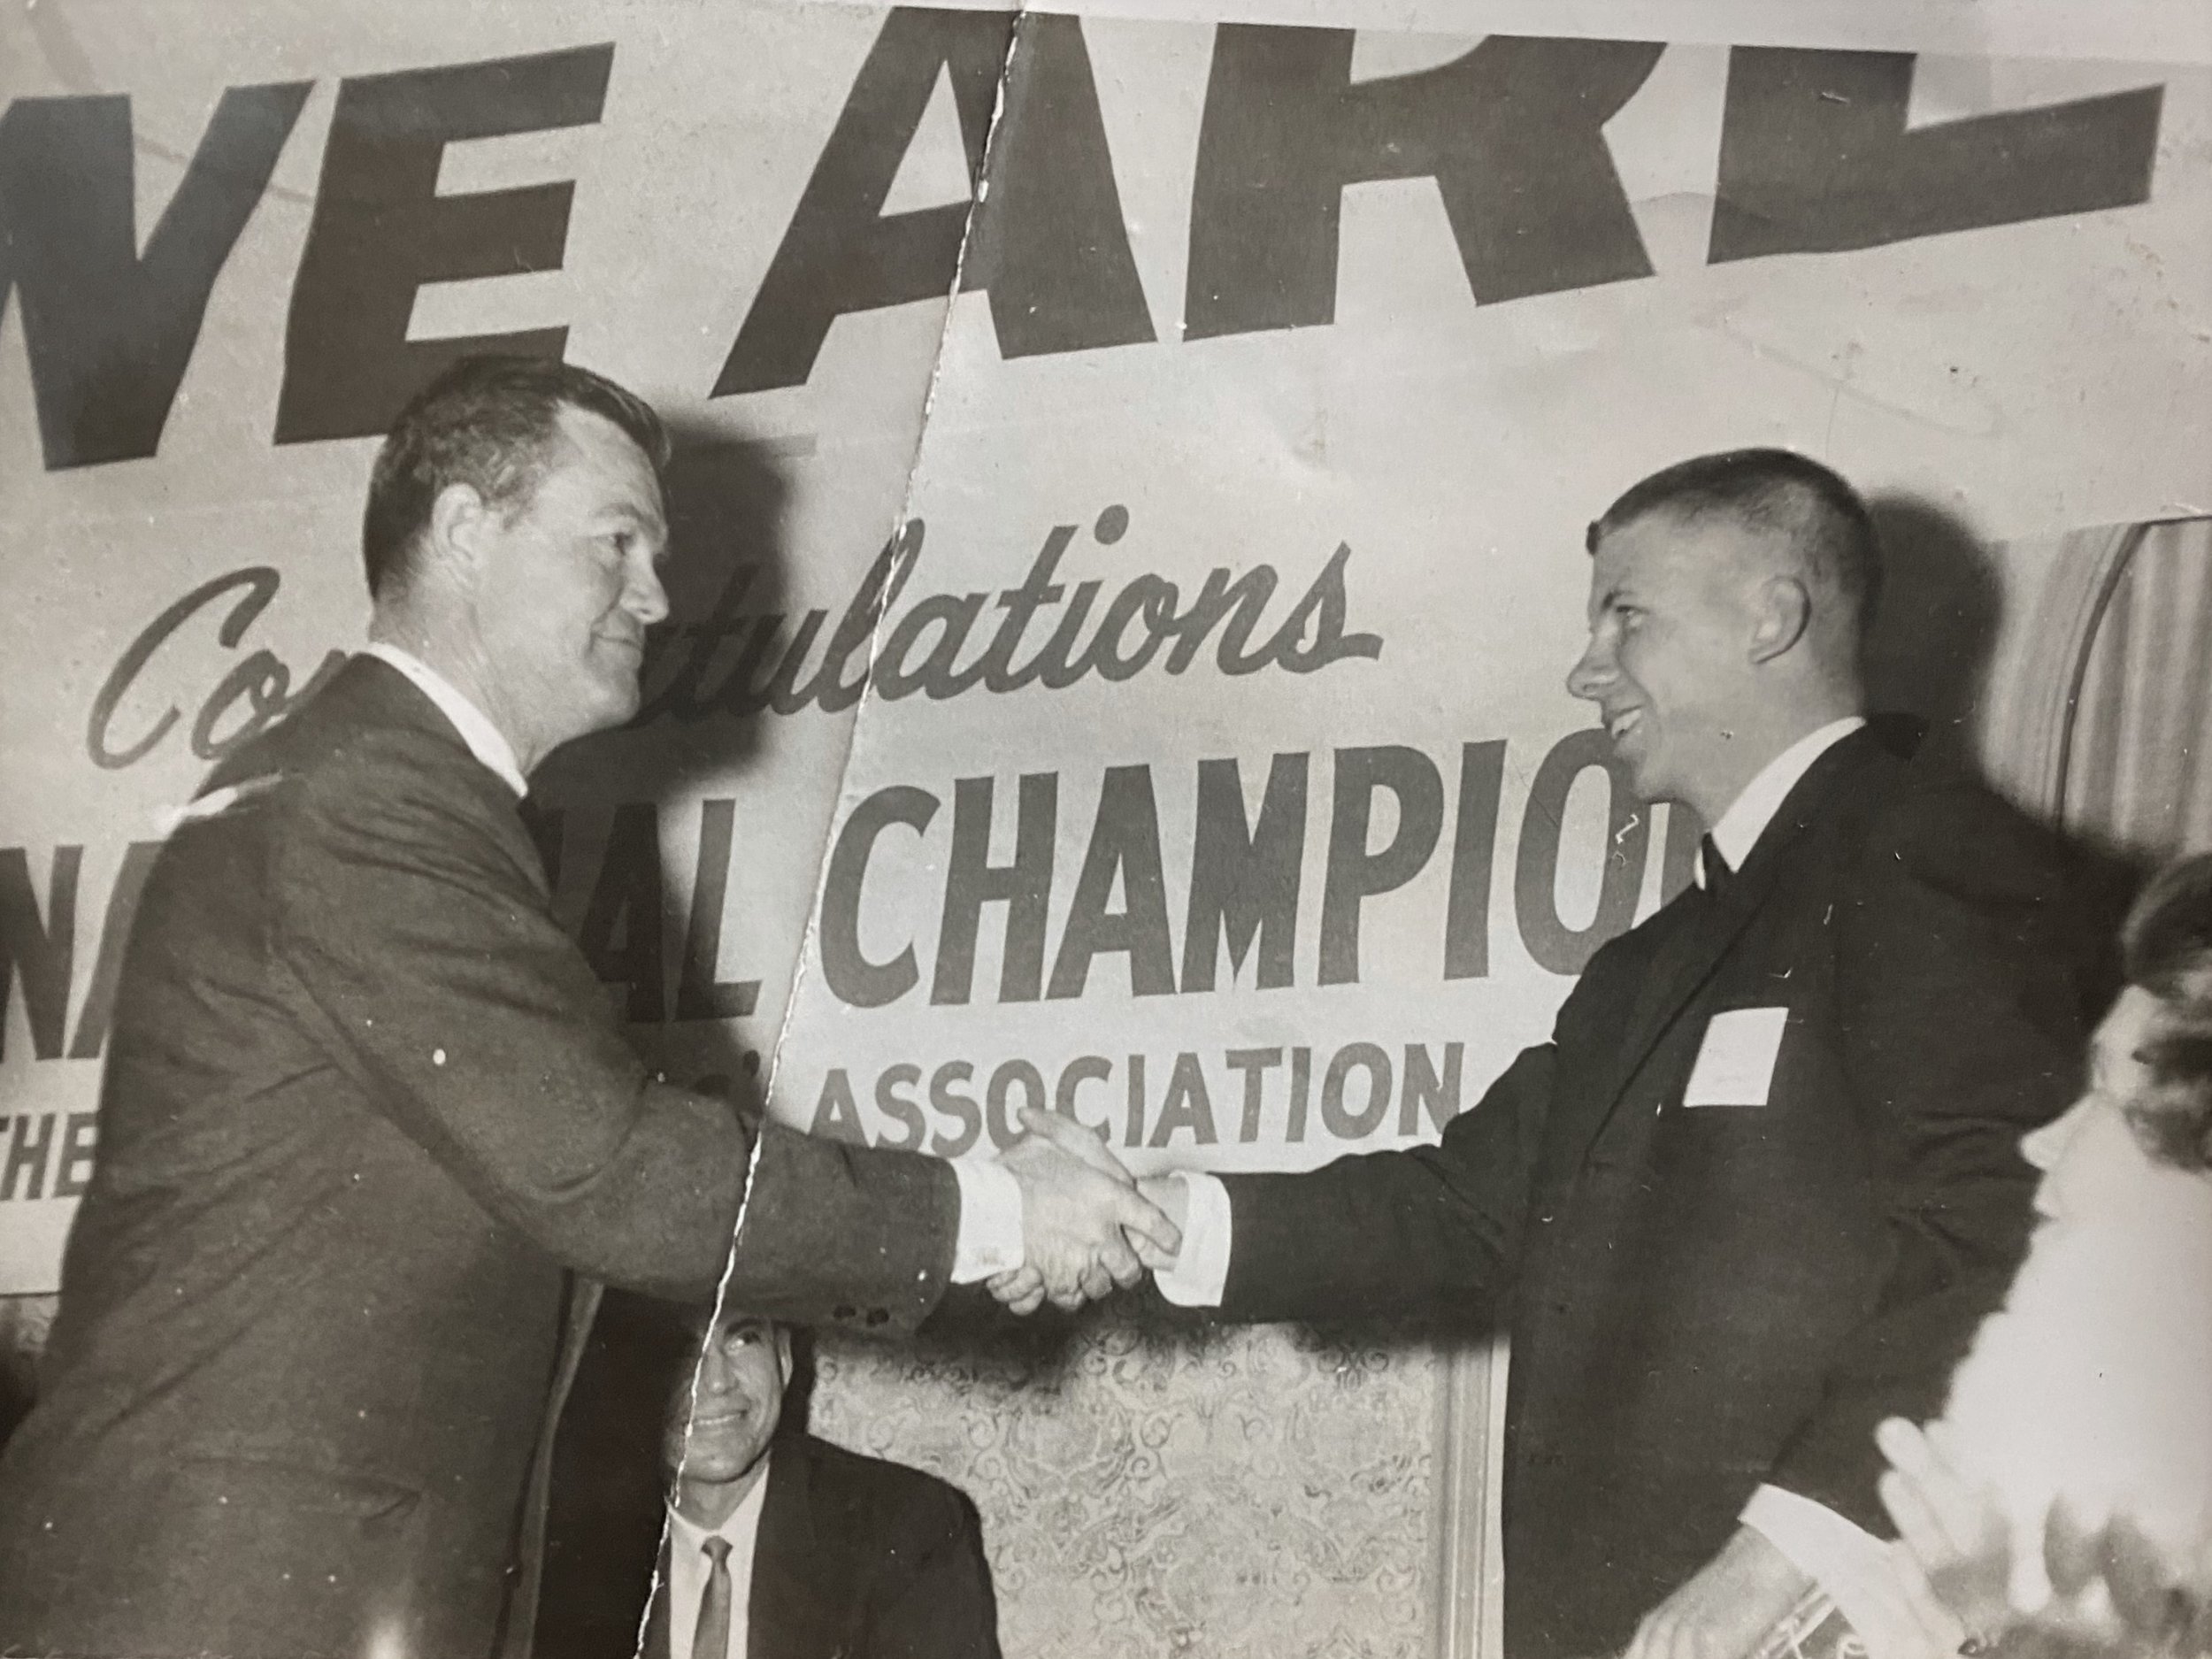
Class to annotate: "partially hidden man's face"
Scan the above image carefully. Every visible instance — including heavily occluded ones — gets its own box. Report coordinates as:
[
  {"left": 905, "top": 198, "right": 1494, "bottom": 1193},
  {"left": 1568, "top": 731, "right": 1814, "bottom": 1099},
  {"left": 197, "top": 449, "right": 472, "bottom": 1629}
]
[
  {"left": 1567, "top": 512, "right": 1765, "bottom": 810},
  {"left": 471, "top": 405, "right": 669, "bottom": 753},
  {"left": 664, "top": 1315, "right": 790, "bottom": 1485}
]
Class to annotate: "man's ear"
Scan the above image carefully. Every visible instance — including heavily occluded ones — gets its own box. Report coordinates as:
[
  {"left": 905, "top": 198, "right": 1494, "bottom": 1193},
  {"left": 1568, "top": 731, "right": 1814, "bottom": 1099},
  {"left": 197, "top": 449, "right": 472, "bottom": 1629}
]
[
  {"left": 423, "top": 480, "right": 493, "bottom": 584},
  {"left": 1748, "top": 575, "right": 1810, "bottom": 665},
  {"left": 773, "top": 1325, "right": 795, "bottom": 1389}
]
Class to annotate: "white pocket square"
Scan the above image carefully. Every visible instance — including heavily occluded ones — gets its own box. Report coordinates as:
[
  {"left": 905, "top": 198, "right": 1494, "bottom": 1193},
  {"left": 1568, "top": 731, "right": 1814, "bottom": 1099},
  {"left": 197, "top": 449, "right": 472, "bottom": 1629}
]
[{"left": 1681, "top": 1006, "right": 1790, "bottom": 1108}]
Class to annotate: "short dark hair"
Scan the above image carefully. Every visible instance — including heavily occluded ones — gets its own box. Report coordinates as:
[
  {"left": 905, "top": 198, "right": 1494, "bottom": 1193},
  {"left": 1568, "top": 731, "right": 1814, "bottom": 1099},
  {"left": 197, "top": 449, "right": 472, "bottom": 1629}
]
[
  {"left": 361, "top": 355, "right": 669, "bottom": 598},
  {"left": 2121, "top": 854, "right": 2212, "bottom": 1172},
  {"left": 1586, "top": 448, "right": 1883, "bottom": 632}
]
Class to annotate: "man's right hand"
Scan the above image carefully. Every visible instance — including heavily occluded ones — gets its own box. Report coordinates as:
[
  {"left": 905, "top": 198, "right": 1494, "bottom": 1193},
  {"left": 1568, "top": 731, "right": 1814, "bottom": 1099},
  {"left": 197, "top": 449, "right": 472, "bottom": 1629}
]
[{"left": 988, "top": 1109, "right": 1181, "bottom": 1316}]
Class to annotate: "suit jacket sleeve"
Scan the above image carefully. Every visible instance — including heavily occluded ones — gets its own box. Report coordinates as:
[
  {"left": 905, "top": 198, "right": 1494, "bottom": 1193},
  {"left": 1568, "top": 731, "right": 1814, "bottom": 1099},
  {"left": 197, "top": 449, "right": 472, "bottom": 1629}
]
[
  {"left": 272, "top": 727, "right": 956, "bottom": 1322},
  {"left": 1765, "top": 781, "right": 2095, "bottom": 1530},
  {"left": 1213, "top": 1041, "right": 1555, "bottom": 1324}
]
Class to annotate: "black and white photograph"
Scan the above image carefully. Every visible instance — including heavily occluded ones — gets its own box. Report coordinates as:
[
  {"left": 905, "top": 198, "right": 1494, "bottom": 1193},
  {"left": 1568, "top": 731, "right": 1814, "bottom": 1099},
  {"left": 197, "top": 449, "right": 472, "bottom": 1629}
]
[{"left": 2, "top": 3, "right": 2208, "bottom": 1655}]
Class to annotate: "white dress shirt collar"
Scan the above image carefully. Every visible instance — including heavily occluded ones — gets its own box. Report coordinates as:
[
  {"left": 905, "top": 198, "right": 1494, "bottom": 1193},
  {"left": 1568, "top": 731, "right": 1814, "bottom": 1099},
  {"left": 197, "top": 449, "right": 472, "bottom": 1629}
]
[
  {"left": 1701, "top": 716, "right": 1867, "bottom": 883},
  {"left": 665, "top": 1460, "right": 772, "bottom": 1659},
  {"left": 362, "top": 642, "right": 529, "bottom": 798}
]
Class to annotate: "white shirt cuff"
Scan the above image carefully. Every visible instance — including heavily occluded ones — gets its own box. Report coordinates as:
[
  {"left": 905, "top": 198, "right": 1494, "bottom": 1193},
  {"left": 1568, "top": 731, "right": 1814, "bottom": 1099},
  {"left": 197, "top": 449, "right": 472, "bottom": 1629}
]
[
  {"left": 949, "top": 1158, "right": 1025, "bottom": 1283},
  {"left": 1153, "top": 1172, "right": 1233, "bottom": 1307},
  {"left": 1741, "top": 1485, "right": 1939, "bottom": 1659}
]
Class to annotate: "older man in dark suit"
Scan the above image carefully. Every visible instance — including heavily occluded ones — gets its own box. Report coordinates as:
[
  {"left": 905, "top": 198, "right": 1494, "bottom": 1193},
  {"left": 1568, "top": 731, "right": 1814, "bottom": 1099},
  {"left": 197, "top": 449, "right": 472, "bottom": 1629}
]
[
  {"left": 1060, "top": 450, "right": 2107, "bottom": 1659},
  {"left": 536, "top": 1297, "right": 1000, "bottom": 1659},
  {"left": 0, "top": 357, "right": 1171, "bottom": 1659}
]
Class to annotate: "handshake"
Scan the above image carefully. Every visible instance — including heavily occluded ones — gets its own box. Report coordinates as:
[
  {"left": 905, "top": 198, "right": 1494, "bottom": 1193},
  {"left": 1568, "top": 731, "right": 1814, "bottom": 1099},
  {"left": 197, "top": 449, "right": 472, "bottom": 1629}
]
[{"left": 986, "top": 1108, "right": 1191, "bottom": 1316}]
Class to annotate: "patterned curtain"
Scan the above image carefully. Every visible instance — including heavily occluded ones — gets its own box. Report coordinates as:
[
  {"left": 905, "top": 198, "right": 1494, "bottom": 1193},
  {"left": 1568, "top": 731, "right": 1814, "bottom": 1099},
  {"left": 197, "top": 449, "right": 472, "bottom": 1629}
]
[
  {"left": 1980, "top": 517, "right": 2212, "bottom": 864},
  {"left": 2059, "top": 518, "right": 2212, "bottom": 858}
]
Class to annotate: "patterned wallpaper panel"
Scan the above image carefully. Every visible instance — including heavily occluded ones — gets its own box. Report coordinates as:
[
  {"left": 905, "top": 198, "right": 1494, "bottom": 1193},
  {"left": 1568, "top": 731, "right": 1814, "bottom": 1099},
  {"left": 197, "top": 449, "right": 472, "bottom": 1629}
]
[{"left": 810, "top": 1310, "right": 1450, "bottom": 1659}]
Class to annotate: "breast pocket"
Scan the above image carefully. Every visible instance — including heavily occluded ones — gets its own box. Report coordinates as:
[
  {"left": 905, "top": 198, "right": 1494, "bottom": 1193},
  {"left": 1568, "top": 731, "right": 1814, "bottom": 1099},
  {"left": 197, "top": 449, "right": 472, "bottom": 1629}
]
[{"left": 1679, "top": 1006, "right": 1791, "bottom": 1109}]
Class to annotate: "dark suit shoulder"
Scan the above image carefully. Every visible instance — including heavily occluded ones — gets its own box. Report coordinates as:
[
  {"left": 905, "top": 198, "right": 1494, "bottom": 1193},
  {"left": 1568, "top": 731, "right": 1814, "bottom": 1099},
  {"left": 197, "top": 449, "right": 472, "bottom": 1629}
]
[
  {"left": 1570, "top": 728, "right": 2084, "bottom": 1027},
  {"left": 242, "top": 668, "right": 536, "bottom": 905},
  {"left": 288, "top": 663, "right": 504, "bottom": 802},
  {"left": 251, "top": 747, "right": 530, "bottom": 952},
  {"left": 777, "top": 1434, "right": 1000, "bottom": 1659},
  {"left": 282, "top": 718, "right": 512, "bottom": 832},
  {"left": 795, "top": 1433, "right": 979, "bottom": 1547},
  {"left": 206, "top": 655, "right": 503, "bottom": 811},
  {"left": 1838, "top": 741, "right": 2077, "bottom": 902}
]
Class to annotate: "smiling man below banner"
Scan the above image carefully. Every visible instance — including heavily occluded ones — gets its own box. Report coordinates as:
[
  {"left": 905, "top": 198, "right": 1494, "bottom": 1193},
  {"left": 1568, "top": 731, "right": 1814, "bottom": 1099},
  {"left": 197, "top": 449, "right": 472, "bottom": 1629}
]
[
  {"left": 1013, "top": 449, "right": 2113, "bottom": 1659},
  {"left": 0, "top": 357, "right": 1172, "bottom": 1659},
  {"left": 538, "top": 1301, "right": 1001, "bottom": 1659}
]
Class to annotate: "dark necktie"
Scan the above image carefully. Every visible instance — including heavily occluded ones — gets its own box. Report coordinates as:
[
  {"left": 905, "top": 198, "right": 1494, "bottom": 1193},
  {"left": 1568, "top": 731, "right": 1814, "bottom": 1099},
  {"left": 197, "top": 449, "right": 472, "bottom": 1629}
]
[
  {"left": 1698, "top": 833, "right": 1733, "bottom": 897},
  {"left": 694, "top": 1534, "right": 733, "bottom": 1659}
]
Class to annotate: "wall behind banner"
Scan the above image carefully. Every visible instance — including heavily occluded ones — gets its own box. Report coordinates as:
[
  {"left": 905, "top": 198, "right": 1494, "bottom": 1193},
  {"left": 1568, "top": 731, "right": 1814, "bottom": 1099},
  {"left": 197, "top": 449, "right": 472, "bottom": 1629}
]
[{"left": 4, "top": 4, "right": 2211, "bottom": 1654}]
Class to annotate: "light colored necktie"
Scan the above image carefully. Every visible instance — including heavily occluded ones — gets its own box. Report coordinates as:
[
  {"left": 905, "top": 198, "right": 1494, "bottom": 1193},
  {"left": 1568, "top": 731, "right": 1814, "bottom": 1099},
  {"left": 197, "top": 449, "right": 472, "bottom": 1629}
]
[{"left": 694, "top": 1534, "right": 733, "bottom": 1659}]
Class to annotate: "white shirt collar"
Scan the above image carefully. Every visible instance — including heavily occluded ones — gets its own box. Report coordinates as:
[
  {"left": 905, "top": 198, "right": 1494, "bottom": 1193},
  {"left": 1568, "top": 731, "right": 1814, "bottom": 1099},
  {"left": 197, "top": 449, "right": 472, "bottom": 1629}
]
[
  {"left": 362, "top": 642, "right": 528, "bottom": 797},
  {"left": 665, "top": 1460, "right": 772, "bottom": 1659},
  {"left": 1702, "top": 716, "right": 1867, "bottom": 883},
  {"left": 667, "top": 1464, "right": 771, "bottom": 1555}
]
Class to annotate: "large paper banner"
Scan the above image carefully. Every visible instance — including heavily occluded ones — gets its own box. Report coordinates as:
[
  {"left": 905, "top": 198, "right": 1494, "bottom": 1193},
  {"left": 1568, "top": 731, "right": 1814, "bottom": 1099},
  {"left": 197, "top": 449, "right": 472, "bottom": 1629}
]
[{"left": 4, "top": 2, "right": 2209, "bottom": 1295}]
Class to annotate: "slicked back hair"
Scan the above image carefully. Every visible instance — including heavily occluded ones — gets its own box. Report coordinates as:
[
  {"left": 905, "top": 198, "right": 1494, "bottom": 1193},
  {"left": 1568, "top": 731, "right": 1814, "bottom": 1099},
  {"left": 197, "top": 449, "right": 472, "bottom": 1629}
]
[
  {"left": 362, "top": 355, "right": 669, "bottom": 598},
  {"left": 2122, "top": 854, "right": 2212, "bottom": 1172},
  {"left": 1586, "top": 449, "right": 1883, "bottom": 641}
]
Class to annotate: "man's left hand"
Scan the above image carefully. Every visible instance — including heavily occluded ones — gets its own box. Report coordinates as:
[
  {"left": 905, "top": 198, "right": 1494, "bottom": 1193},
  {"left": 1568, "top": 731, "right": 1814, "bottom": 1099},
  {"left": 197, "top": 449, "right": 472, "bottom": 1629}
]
[{"left": 1624, "top": 1525, "right": 1812, "bottom": 1659}]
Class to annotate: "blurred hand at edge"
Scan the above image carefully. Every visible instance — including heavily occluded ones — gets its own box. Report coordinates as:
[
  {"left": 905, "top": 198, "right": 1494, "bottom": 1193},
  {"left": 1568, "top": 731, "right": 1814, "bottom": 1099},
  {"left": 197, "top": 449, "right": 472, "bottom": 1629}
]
[{"left": 1878, "top": 1417, "right": 2014, "bottom": 1651}]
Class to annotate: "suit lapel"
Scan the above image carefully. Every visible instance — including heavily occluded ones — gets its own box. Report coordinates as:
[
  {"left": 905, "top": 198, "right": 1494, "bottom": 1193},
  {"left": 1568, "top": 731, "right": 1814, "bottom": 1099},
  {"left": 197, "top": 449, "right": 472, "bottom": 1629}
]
[
  {"left": 1577, "top": 728, "right": 1880, "bottom": 1157},
  {"left": 499, "top": 1275, "right": 605, "bottom": 1659},
  {"left": 750, "top": 1437, "right": 841, "bottom": 1658},
  {"left": 344, "top": 654, "right": 553, "bottom": 902},
  {"left": 642, "top": 1534, "right": 673, "bottom": 1659}
]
